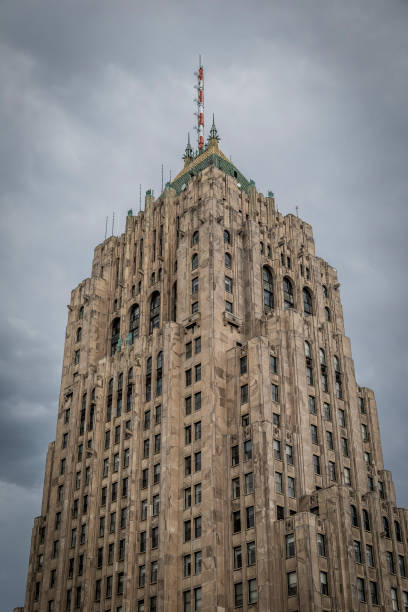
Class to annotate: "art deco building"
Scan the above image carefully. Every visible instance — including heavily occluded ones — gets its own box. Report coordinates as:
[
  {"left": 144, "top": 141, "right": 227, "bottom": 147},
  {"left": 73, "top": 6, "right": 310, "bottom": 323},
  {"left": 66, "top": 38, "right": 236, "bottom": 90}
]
[{"left": 20, "top": 118, "right": 408, "bottom": 612}]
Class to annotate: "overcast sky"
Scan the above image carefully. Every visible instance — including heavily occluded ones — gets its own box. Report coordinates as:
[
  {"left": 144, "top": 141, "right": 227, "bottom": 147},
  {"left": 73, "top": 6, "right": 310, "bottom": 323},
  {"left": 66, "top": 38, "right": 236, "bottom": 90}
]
[{"left": 1, "top": 0, "right": 407, "bottom": 608}]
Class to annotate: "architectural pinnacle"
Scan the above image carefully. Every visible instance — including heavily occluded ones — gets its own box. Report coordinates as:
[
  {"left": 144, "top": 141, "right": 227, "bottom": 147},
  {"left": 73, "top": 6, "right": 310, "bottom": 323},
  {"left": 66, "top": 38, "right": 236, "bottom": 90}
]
[
  {"left": 182, "top": 132, "right": 194, "bottom": 165},
  {"left": 208, "top": 113, "right": 220, "bottom": 143}
]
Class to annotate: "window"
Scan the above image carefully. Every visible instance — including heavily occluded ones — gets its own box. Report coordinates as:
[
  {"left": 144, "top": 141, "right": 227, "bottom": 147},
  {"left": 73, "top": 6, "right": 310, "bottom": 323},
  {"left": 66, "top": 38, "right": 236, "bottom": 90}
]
[
  {"left": 240, "top": 383, "right": 248, "bottom": 404},
  {"left": 329, "top": 461, "right": 336, "bottom": 481},
  {"left": 184, "top": 520, "right": 191, "bottom": 542},
  {"left": 275, "top": 472, "right": 283, "bottom": 493},
  {"left": 149, "top": 292, "right": 160, "bottom": 333},
  {"left": 150, "top": 596, "right": 157, "bottom": 612},
  {"left": 288, "top": 476, "right": 296, "bottom": 498},
  {"left": 194, "top": 515, "right": 202, "bottom": 538},
  {"left": 320, "top": 571, "right": 328, "bottom": 595},
  {"left": 194, "top": 452, "right": 201, "bottom": 472},
  {"left": 232, "top": 477, "right": 240, "bottom": 499},
  {"left": 277, "top": 505, "right": 284, "bottom": 520},
  {"left": 366, "top": 544, "right": 374, "bottom": 567},
  {"left": 152, "top": 494, "right": 160, "bottom": 516},
  {"left": 311, "top": 424, "right": 318, "bottom": 444},
  {"left": 240, "top": 355, "right": 247, "bottom": 375},
  {"left": 150, "top": 560, "right": 158, "bottom": 584},
  {"left": 387, "top": 551, "right": 395, "bottom": 574},
  {"left": 370, "top": 581, "right": 379, "bottom": 606},
  {"left": 248, "top": 578, "right": 257, "bottom": 604},
  {"left": 354, "top": 540, "right": 362, "bottom": 563},
  {"left": 391, "top": 587, "right": 399, "bottom": 610},
  {"left": 359, "top": 396, "right": 366, "bottom": 414},
  {"left": 244, "top": 439, "right": 252, "bottom": 461},
  {"left": 324, "top": 402, "right": 331, "bottom": 420},
  {"left": 119, "top": 538, "right": 125, "bottom": 561},
  {"left": 344, "top": 466, "right": 351, "bottom": 485},
  {"left": 364, "top": 451, "right": 371, "bottom": 465},
  {"left": 120, "top": 507, "right": 128, "bottom": 529},
  {"left": 313, "top": 454, "right": 321, "bottom": 475},
  {"left": 233, "top": 510, "right": 241, "bottom": 533},
  {"left": 194, "top": 550, "right": 202, "bottom": 575},
  {"left": 140, "top": 531, "right": 146, "bottom": 552},
  {"left": 317, "top": 533, "right": 326, "bottom": 556},
  {"left": 231, "top": 445, "right": 239, "bottom": 466},
  {"left": 194, "top": 483, "right": 202, "bottom": 504},
  {"left": 350, "top": 505, "right": 359, "bottom": 527},
  {"left": 309, "top": 395, "right": 316, "bottom": 414},
  {"left": 286, "top": 533, "right": 295, "bottom": 558},
  {"left": 195, "top": 363, "right": 201, "bottom": 381},
  {"left": 263, "top": 267, "right": 274, "bottom": 312},
  {"left": 286, "top": 444, "right": 293, "bottom": 465},
  {"left": 242, "top": 413, "right": 250, "bottom": 427},
  {"left": 288, "top": 571, "right": 297, "bottom": 596},
  {"left": 234, "top": 545, "right": 242, "bottom": 569},
  {"left": 325, "top": 307, "right": 331, "bottom": 321},
  {"left": 154, "top": 433, "right": 161, "bottom": 454},
  {"left": 224, "top": 229, "right": 231, "bottom": 244},
  {"left": 138, "top": 564, "right": 146, "bottom": 588},
  {"left": 403, "top": 591, "right": 408, "bottom": 612},
  {"left": 271, "top": 383, "right": 279, "bottom": 402},
  {"left": 326, "top": 430, "right": 334, "bottom": 450},
  {"left": 399, "top": 555, "right": 406, "bottom": 577},
  {"left": 303, "top": 287, "right": 313, "bottom": 315},
  {"left": 185, "top": 455, "right": 192, "bottom": 476},
  {"left": 225, "top": 252, "right": 232, "bottom": 269},
  {"left": 383, "top": 515, "right": 391, "bottom": 538},
  {"left": 186, "top": 342, "right": 192, "bottom": 359},
  {"left": 395, "top": 520, "right": 403, "bottom": 542},
  {"left": 357, "top": 578, "right": 366, "bottom": 602},
  {"left": 185, "top": 425, "right": 192, "bottom": 445},
  {"left": 110, "top": 317, "right": 120, "bottom": 356},
  {"left": 338, "top": 409, "right": 346, "bottom": 428},
  {"left": 234, "top": 582, "right": 243, "bottom": 607},
  {"left": 192, "top": 277, "right": 199, "bottom": 294},
  {"left": 117, "top": 571, "right": 125, "bottom": 594},
  {"left": 184, "top": 554, "right": 191, "bottom": 577},
  {"left": 183, "top": 590, "right": 191, "bottom": 612},
  {"left": 192, "top": 230, "right": 199, "bottom": 246},
  {"left": 194, "top": 391, "right": 201, "bottom": 411},
  {"left": 129, "top": 303, "right": 140, "bottom": 343},
  {"left": 246, "top": 506, "right": 255, "bottom": 529},
  {"left": 153, "top": 463, "right": 161, "bottom": 484},
  {"left": 273, "top": 439, "right": 281, "bottom": 460},
  {"left": 270, "top": 354, "right": 277, "bottom": 373},
  {"left": 74, "top": 349, "right": 80, "bottom": 365},
  {"left": 99, "top": 517, "right": 105, "bottom": 538},
  {"left": 283, "top": 277, "right": 294, "bottom": 309},
  {"left": 225, "top": 276, "right": 233, "bottom": 293},
  {"left": 192, "top": 253, "right": 199, "bottom": 270}
]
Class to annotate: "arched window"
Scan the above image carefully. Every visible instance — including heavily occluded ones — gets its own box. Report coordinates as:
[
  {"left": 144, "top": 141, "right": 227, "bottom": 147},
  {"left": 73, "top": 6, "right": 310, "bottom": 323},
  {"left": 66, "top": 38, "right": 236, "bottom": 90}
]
[
  {"left": 303, "top": 288, "right": 313, "bottom": 315},
  {"left": 322, "top": 285, "right": 328, "bottom": 298},
  {"left": 225, "top": 252, "right": 232, "bottom": 269},
  {"left": 171, "top": 282, "right": 177, "bottom": 322},
  {"left": 263, "top": 267, "right": 274, "bottom": 313},
  {"left": 128, "top": 367, "right": 133, "bottom": 380},
  {"left": 283, "top": 277, "right": 294, "bottom": 310},
  {"left": 108, "top": 378, "right": 113, "bottom": 394},
  {"left": 395, "top": 520, "right": 402, "bottom": 542},
  {"left": 126, "top": 380, "right": 133, "bottom": 412},
  {"left": 110, "top": 317, "right": 120, "bottom": 356},
  {"left": 131, "top": 284, "right": 135, "bottom": 297},
  {"left": 156, "top": 352, "right": 163, "bottom": 396},
  {"left": 319, "top": 349, "right": 326, "bottom": 366},
  {"left": 106, "top": 378, "right": 113, "bottom": 421},
  {"left": 149, "top": 292, "right": 160, "bottom": 334},
  {"left": 192, "top": 253, "right": 199, "bottom": 270},
  {"left": 350, "top": 505, "right": 359, "bottom": 527},
  {"left": 76, "top": 327, "right": 82, "bottom": 342},
  {"left": 158, "top": 268, "right": 162, "bottom": 281},
  {"left": 192, "top": 231, "right": 199, "bottom": 246},
  {"left": 333, "top": 356, "right": 340, "bottom": 372},
  {"left": 146, "top": 357, "right": 152, "bottom": 402},
  {"left": 129, "top": 304, "right": 140, "bottom": 343},
  {"left": 79, "top": 305, "right": 84, "bottom": 320},
  {"left": 224, "top": 229, "right": 231, "bottom": 244},
  {"left": 362, "top": 509, "right": 370, "bottom": 531},
  {"left": 383, "top": 516, "right": 390, "bottom": 538},
  {"left": 304, "top": 341, "right": 311, "bottom": 358},
  {"left": 325, "top": 307, "right": 331, "bottom": 321}
]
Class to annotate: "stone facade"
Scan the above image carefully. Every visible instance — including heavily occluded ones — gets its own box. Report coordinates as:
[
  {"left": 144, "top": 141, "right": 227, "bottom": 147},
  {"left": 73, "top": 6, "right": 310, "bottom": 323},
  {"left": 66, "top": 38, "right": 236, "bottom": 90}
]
[{"left": 20, "top": 134, "right": 408, "bottom": 612}]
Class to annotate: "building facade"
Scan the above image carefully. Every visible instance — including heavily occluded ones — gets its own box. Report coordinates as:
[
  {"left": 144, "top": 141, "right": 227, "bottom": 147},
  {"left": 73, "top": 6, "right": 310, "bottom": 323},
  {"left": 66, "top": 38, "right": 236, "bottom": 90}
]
[{"left": 20, "top": 123, "right": 408, "bottom": 612}]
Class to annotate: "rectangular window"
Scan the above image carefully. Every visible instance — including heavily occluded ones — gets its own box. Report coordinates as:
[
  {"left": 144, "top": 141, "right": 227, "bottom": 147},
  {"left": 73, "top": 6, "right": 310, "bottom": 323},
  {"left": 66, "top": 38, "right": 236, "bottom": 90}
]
[
  {"left": 109, "top": 511, "right": 116, "bottom": 533},
  {"left": 288, "top": 476, "right": 296, "bottom": 498},
  {"left": 286, "top": 444, "right": 293, "bottom": 465},
  {"left": 225, "top": 276, "right": 233, "bottom": 292},
  {"left": 240, "top": 355, "right": 247, "bottom": 374},
  {"left": 273, "top": 412, "right": 280, "bottom": 427},
  {"left": 320, "top": 571, "right": 328, "bottom": 595},
  {"left": 357, "top": 577, "right": 366, "bottom": 602},
  {"left": 232, "top": 477, "right": 240, "bottom": 499},
  {"left": 234, "top": 545, "right": 242, "bottom": 569},
  {"left": 194, "top": 392, "right": 201, "bottom": 411},
  {"left": 192, "top": 277, "right": 199, "bottom": 294},
  {"left": 271, "top": 383, "right": 279, "bottom": 402},
  {"left": 151, "top": 526, "right": 159, "bottom": 548},
  {"left": 114, "top": 425, "right": 120, "bottom": 444},
  {"left": 184, "top": 487, "right": 192, "bottom": 509},
  {"left": 354, "top": 540, "right": 362, "bottom": 563},
  {"left": 225, "top": 300, "right": 233, "bottom": 313},
  {"left": 317, "top": 533, "right": 326, "bottom": 556},
  {"left": 391, "top": 587, "right": 399, "bottom": 610},
  {"left": 185, "top": 369, "right": 192, "bottom": 386},
  {"left": 185, "top": 455, "right": 192, "bottom": 476},
  {"left": 247, "top": 540, "right": 256, "bottom": 565},
  {"left": 275, "top": 472, "right": 283, "bottom": 494},
  {"left": 194, "top": 483, "right": 202, "bottom": 504},
  {"left": 194, "top": 336, "right": 201, "bottom": 354},
  {"left": 324, "top": 402, "right": 331, "bottom": 420},
  {"left": 120, "top": 507, "right": 128, "bottom": 529},
  {"left": 245, "top": 472, "right": 254, "bottom": 495},
  {"left": 231, "top": 445, "right": 239, "bottom": 466},
  {"left": 246, "top": 506, "right": 254, "bottom": 529},
  {"left": 154, "top": 433, "right": 161, "bottom": 454},
  {"left": 344, "top": 466, "right": 351, "bottom": 485},
  {"left": 123, "top": 448, "right": 130, "bottom": 468},
  {"left": 338, "top": 408, "right": 346, "bottom": 428},
  {"left": 311, "top": 424, "right": 318, "bottom": 444},
  {"left": 313, "top": 454, "right": 321, "bottom": 475},
  {"left": 185, "top": 395, "right": 192, "bottom": 415},
  {"left": 240, "top": 384, "right": 248, "bottom": 404},
  {"left": 370, "top": 581, "right": 379, "bottom": 605},
  {"left": 194, "top": 421, "right": 201, "bottom": 440},
  {"left": 270, "top": 355, "right": 278, "bottom": 373},
  {"left": 194, "top": 550, "right": 202, "bottom": 575},
  {"left": 288, "top": 571, "right": 297, "bottom": 596},
  {"left": 326, "top": 430, "right": 334, "bottom": 450},
  {"left": 329, "top": 461, "right": 336, "bottom": 481},
  {"left": 366, "top": 544, "right": 374, "bottom": 567},
  {"left": 309, "top": 395, "right": 316, "bottom": 414},
  {"left": 184, "top": 554, "right": 191, "bottom": 577},
  {"left": 387, "top": 551, "right": 395, "bottom": 574},
  {"left": 140, "top": 531, "right": 146, "bottom": 553},
  {"left": 241, "top": 413, "right": 250, "bottom": 427},
  {"left": 248, "top": 578, "right": 257, "bottom": 604},
  {"left": 234, "top": 582, "right": 243, "bottom": 607},
  {"left": 185, "top": 425, "right": 192, "bottom": 445},
  {"left": 194, "top": 452, "right": 201, "bottom": 472},
  {"left": 273, "top": 439, "right": 281, "bottom": 460},
  {"left": 286, "top": 533, "right": 295, "bottom": 558},
  {"left": 186, "top": 341, "right": 192, "bottom": 359},
  {"left": 244, "top": 439, "right": 252, "bottom": 461},
  {"left": 183, "top": 591, "right": 191, "bottom": 612},
  {"left": 195, "top": 364, "right": 201, "bottom": 381},
  {"left": 399, "top": 555, "right": 406, "bottom": 577},
  {"left": 153, "top": 463, "right": 160, "bottom": 484},
  {"left": 184, "top": 520, "right": 191, "bottom": 542},
  {"left": 341, "top": 437, "right": 349, "bottom": 456},
  {"left": 138, "top": 564, "right": 145, "bottom": 588},
  {"left": 233, "top": 510, "right": 241, "bottom": 533},
  {"left": 194, "top": 516, "right": 201, "bottom": 538},
  {"left": 141, "top": 468, "right": 148, "bottom": 489}
]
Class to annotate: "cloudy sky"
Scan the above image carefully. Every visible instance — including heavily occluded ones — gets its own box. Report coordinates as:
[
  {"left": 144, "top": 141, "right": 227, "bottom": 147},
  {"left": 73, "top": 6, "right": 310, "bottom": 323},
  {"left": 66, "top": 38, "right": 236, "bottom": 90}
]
[{"left": 1, "top": 0, "right": 407, "bottom": 607}]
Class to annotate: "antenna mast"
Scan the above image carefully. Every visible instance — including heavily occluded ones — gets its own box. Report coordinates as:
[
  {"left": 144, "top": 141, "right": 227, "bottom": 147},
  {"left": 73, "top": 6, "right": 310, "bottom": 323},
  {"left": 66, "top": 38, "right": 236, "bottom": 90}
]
[{"left": 196, "top": 56, "right": 204, "bottom": 152}]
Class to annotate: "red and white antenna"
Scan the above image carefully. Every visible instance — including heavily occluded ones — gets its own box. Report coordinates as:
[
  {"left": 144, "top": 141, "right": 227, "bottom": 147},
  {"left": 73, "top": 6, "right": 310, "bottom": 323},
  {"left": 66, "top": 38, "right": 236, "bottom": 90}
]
[{"left": 196, "top": 55, "right": 204, "bottom": 152}]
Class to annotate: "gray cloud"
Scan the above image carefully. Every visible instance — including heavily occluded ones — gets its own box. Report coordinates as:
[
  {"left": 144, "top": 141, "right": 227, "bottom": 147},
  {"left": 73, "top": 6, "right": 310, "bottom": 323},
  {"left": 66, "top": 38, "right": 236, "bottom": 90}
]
[{"left": 1, "top": 0, "right": 407, "bottom": 608}]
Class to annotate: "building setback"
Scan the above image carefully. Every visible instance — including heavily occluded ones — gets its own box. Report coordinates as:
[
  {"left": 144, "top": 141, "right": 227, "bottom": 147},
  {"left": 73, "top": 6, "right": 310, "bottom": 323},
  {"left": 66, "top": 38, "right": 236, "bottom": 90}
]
[{"left": 18, "top": 121, "right": 408, "bottom": 612}]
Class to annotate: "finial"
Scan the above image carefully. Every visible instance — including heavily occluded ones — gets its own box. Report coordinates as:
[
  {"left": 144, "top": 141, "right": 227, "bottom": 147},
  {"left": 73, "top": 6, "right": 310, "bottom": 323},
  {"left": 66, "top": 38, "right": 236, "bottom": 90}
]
[
  {"left": 183, "top": 132, "right": 194, "bottom": 164},
  {"left": 208, "top": 114, "right": 220, "bottom": 143}
]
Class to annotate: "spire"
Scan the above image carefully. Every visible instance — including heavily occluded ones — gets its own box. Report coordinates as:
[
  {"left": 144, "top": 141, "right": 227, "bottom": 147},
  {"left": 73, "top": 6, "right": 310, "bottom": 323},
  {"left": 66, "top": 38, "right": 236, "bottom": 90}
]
[
  {"left": 183, "top": 132, "right": 194, "bottom": 166},
  {"left": 208, "top": 114, "right": 220, "bottom": 144}
]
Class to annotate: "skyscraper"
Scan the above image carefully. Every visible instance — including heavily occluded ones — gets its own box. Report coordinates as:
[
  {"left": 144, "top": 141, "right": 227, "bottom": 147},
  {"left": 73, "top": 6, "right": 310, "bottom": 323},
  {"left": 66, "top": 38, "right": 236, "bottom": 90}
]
[{"left": 19, "top": 114, "right": 408, "bottom": 611}]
